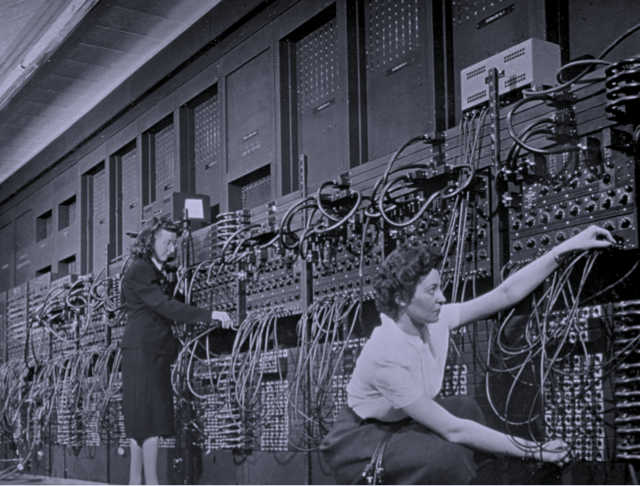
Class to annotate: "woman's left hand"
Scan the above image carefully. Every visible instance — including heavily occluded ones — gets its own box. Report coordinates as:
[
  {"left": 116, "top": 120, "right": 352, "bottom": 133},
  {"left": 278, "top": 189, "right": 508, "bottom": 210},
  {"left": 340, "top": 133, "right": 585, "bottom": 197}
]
[{"left": 556, "top": 225, "right": 616, "bottom": 254}]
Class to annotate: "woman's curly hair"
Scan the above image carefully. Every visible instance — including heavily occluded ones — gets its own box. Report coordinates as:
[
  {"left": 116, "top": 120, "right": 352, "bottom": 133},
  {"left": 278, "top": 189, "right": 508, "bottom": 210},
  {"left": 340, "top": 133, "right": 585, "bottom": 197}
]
[
  {"left": 374, "top": 243, "right": 443, "bottom": 320},
  {"left": 130, "top": 214, "right": 181, "bottom": 260}
]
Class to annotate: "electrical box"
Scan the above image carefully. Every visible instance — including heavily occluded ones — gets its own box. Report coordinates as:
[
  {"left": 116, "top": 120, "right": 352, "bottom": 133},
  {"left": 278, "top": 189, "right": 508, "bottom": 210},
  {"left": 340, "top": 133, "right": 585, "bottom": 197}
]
[
  {"left": 143, "top": 192, "right": 211, "bottom": 230},
  {"left": 460, "top": 38, "right": 561, "bottom": 112}
]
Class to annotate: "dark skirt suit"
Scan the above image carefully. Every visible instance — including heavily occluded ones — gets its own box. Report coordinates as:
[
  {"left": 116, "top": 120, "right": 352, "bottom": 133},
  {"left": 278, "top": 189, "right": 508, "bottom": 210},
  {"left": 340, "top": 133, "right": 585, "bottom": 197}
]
[{"left": 120, "top": 257, "right": 211, "bottom": 442}]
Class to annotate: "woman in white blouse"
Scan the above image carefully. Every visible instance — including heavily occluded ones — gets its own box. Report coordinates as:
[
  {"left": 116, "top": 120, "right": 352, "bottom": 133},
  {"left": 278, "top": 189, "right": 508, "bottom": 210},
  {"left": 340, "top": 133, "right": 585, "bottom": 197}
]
[{"left": 320, "top": 226, "right": 615, "bottom": 484}]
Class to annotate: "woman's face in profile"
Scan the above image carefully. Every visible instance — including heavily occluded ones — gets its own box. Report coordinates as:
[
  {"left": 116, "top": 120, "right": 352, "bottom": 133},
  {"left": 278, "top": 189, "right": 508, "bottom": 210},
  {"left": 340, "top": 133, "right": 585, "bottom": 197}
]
[
  {"left": 153, "top": 228, "right": 177, "bottom": 263},
  {"left": 403, "top": 269, "right": 446, "bottom": 324}
]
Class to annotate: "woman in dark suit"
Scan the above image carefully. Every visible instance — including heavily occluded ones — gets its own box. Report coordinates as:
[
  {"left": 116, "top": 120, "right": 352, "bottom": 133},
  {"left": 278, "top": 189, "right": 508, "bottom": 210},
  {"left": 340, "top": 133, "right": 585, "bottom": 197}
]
[{"left": 121, "top": 215, "right": 232, "bottom": 485}]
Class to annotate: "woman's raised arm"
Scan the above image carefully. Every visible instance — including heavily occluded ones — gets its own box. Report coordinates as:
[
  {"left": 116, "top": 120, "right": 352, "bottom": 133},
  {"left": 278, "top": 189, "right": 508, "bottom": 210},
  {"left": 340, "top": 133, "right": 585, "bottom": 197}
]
[{"left": 455, "top": 226, "right": 616, "bottom": 329}]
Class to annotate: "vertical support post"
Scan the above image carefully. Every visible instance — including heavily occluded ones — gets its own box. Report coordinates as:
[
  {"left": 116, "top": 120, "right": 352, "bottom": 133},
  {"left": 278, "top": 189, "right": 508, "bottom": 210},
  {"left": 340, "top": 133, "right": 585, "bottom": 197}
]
[
  {"left": 299, "top": 153, "right": 314, "bottom": 485},
  {"left": 487, "top": 68, "right": 503, "bottom": 289},
  {"left": 299, "top": 154, "right": 312, "bottom": 309}
]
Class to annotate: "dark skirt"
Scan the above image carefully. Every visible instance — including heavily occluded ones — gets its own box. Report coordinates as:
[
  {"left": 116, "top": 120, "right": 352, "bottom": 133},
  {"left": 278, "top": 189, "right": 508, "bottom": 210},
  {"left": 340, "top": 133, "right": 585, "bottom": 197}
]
[
  {"left": 121, "top": 348, "right": 176, "bottom": 441},
  {"left": 320, "top": 395, "right": 485, "bottom": 485}
]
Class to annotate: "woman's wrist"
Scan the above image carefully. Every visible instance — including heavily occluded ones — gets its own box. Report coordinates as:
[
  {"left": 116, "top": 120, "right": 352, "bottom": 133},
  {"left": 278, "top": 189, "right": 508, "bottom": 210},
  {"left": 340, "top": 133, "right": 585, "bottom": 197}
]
[
  {"left": 523, "top": 446, "right": 541, "bottom": 461},
  {"left": 552, "top": 244, "right": 573, "bottom": 267}
]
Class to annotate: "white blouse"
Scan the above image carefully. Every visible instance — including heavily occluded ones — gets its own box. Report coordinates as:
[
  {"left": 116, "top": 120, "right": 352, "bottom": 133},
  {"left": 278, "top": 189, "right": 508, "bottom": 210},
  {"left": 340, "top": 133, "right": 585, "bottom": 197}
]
[{"left": 347, "top": 304, "right": 461, "bottom": 422}]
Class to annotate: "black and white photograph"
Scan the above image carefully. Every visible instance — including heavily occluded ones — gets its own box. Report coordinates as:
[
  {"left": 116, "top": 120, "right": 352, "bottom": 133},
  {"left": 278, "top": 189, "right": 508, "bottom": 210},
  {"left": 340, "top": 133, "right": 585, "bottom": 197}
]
[{"left": 0, "top": 0, "right": 638, "bottom": 484}]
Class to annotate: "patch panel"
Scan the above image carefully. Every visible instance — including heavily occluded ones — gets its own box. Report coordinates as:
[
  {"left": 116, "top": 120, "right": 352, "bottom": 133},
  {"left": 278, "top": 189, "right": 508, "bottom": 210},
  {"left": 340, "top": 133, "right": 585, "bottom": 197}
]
[
  {"left": 543, "top": 353, "right": 609, "bottom": 461},
  {"left": 6, "top": 284, "right": 27, "bottom": 363},
  {"left": 192, "top": 357, "right": 254, "bottom": 452},
  {"left": 190, "top": 265, "right": 244, "bottom": 321},
  {"left": 245, "top": 249, "right": 302, "bottom": 314},
  {"left": 441, "top": 364, "right": 468, "bottom": 397},
  {"left": 27, "top": 273, "right": 52, "bottom": 366},
  {"left": 509, "top": 134, "right": 639, "bottom": 264},
  {"left": 310, "top": 225, "right": 384, "bottom": 301},
  {"left": 389, "top": 173, "right": 493, "bottom": 280},
  {"left": 259, "top": 380, "right": 289, "bottom": 452},
  {"left": 613, "top": 300, "right": 640, "bottom": 462}
]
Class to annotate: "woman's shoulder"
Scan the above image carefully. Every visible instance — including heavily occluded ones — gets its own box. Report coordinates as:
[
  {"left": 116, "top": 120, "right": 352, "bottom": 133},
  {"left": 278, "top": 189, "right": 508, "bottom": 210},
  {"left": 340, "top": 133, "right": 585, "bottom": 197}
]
[
  {"left": 123, "top": 257, "right": 154, "bottom": 282},
  {"left": 361, "top": 321, "right": 418, "bottom": 365},
  {"left": 438, "top": 303, "right": 462, "bottom": 330}
]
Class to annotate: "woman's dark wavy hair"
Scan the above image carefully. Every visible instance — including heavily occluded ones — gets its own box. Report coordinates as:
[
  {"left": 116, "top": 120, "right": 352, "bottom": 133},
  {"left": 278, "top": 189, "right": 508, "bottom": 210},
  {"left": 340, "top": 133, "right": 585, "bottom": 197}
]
[
  {"left": 130, "top": 214, "right": 181, "bottom": 260},
  {"left": 374, "top": 243, "right": 443, "bottom": 320}
]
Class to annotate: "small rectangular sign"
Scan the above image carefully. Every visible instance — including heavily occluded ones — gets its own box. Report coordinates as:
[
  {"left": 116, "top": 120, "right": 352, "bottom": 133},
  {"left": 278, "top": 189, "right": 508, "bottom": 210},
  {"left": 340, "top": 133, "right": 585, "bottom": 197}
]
[
  {"left": 313, "top": 98, "right": 336, "bottom": 114},
  {"left": 477, "top": 4, "right": 515, "bottom": 29}
]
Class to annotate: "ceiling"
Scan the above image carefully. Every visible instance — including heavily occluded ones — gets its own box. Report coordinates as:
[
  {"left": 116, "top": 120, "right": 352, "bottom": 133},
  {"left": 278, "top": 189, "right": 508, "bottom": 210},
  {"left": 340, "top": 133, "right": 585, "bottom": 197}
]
[{"left": 0, "top": 0, "right": 222, "bottom": 185}]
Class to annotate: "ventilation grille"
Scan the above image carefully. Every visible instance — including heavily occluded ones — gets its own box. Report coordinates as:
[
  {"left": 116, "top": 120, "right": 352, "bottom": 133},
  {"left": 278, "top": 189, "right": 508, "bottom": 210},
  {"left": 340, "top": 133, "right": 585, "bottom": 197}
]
[
  {"left": 155, "top": 123, "right": 175, "bottom": 184},
  {"left": 121, "top": 148, "right": 138, "bottom": 205},
  {"left": 194, "top": 94, "right": 220, "bottom": 168},
  {"left": 466, "top": 65, "right": 487, "bottom": 80},
  {"left": 504, "top": 47, "right": 526, "bottom": 63},
  {"left": 366, "top": 0, "right": 420, "bottom": 71},
  {"left": 296, "top": 17, "right": 338, "bottom": 109},
  {"left": 504, "top": 73, "right": 526, "bottom": 87},
  {"left": 466, "top": 90, "right": 488, "bottom": 104}
]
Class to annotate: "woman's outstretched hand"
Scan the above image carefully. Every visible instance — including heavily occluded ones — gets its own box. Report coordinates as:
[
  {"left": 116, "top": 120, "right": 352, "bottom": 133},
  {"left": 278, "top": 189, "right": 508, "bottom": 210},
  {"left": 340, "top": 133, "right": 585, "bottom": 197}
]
[
  {"left": 211, "top": 311, "right": 234, "bottom": 329},
  {"left": 540, "top": 439, "right": 572, "bottom": 466},
  {"left": 556, "top": 225, "right": 616, "bottom": 255}
]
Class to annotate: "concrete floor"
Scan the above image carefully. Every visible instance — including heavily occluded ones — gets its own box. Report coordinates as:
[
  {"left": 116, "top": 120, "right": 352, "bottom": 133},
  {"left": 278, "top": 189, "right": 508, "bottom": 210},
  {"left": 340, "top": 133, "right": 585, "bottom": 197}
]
[{"left": 0, "top": 474, "right": 107, "bottom": 485}]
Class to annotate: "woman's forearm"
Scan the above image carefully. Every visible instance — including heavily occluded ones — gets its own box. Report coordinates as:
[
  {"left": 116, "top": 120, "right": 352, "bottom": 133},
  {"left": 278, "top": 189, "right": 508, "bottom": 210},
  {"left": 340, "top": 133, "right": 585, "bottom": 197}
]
[
  {"left": 497, "top": 247, "right": 561, "bottom": 305},
  {"left": 403, "top": 396, "right": 567, "bottom": 463},
  {"left": 450, "top": 418, "right": 535, "bottom": 458}
]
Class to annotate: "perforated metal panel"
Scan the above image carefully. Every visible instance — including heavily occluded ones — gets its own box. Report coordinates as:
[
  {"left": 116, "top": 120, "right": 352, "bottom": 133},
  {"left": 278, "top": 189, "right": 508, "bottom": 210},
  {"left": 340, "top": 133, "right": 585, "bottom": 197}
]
[
  {"left": 154, "top": 123, "right": 175, "bottom": 185},
  {"left": 363, "top": 0, "right": 437, "bottom": 159},
  {"left": 452, "top": 0, "right": 510, "bottom": 26},
  {"left": 241, "top": 174, "right": 271, "bottom": 210},
  {"left": 93, "top": 169, "right": 107, "bottom": 225},
  {"left": 295, "top": 17, "right": 338, "bottom": 110},
  {"left": 0, "top": 224, "right": 13, "bottom": 290},
  {"left": 225, "top": 43, "right": 275, "bottom": 172},
  {"left": 121, "top": 148, "right": 138, "bottom": 205},
  {"left": 194, "top": 95, "right": 220, "bottom": 169},
  {"left": 366, "top": 0, "right": 420, "bottom": 72},
  {"left": 119, "top": 146, "right": 140, "bottom": 258},
  {"left": 288, "top": 10, "right": 349, "bottom": 188},
  {"left": 90, "top": 167, "right": 108, "bottom": 272}
]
